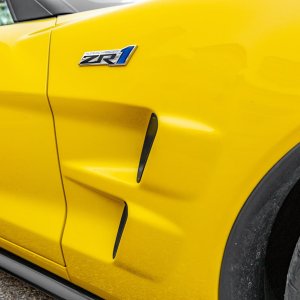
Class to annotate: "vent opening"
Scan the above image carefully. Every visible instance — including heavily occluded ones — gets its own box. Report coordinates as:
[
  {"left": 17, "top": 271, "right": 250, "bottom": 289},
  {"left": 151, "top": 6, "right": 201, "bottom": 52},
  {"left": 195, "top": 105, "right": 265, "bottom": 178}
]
[
  {"left": 137, "top": 113, "right": 158, "bottom": 183},
  {"left": 113, "top": 203, "right": 128, "bottom": 259}
]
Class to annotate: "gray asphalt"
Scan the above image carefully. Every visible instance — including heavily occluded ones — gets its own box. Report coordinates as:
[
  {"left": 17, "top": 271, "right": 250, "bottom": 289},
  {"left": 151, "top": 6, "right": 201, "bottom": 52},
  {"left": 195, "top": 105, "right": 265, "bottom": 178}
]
[{"left": 0, "top": 270, "right": 54, "bottom": 299}]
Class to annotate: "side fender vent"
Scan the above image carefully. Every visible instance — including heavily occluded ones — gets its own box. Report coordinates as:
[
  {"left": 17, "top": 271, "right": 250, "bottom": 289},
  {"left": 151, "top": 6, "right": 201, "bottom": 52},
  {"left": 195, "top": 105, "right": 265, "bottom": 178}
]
[
  {"left": 137, "top": 113, "right": 158, "bottom": 183},
  {"left": 113, "top": 203, "right": 128, "bottom": 259}
]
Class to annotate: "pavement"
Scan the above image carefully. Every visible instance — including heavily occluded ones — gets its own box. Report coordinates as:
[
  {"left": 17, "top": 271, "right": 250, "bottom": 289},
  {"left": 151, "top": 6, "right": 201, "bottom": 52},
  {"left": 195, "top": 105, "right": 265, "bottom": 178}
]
[{"left": 0, "top": 270, "right": 53, "bottom": 299}]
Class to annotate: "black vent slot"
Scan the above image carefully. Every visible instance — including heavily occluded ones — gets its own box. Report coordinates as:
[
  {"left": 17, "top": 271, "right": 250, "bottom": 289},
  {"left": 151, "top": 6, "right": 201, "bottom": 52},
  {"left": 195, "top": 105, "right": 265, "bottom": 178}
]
[
  {"left": 137, "top": 113, "right": 158, "bottom": 183},
  {"left": 113, "top": 203, "right": 128, "bottom": 259}
]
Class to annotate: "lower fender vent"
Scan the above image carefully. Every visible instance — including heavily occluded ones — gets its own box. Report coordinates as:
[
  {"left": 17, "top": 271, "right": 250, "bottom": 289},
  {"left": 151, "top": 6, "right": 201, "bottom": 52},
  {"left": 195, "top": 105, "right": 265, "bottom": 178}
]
[{"left": 113, "top": 203, "right": 128, "bottom": 259}]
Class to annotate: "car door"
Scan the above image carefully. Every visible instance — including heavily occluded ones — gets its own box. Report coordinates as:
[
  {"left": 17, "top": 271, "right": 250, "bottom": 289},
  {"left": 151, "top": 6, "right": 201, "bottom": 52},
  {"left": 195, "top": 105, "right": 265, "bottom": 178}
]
[{"left": 0, "top": 1, "right": 66, "bottom": 270}]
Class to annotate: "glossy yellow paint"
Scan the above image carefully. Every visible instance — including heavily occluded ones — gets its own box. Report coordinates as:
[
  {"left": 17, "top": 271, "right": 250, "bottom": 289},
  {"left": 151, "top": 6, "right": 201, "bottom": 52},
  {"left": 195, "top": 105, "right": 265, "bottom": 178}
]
[
  {"left": 1, "top": 0, "right": 300, "bottom": 299},
  {"left": 0, "top": 18, "right": 67, "bottom": 274},
  {"left": 45, "top": 0, "right": 300, "bottom": 300},
  {"left": 46, "top": 1, "right": 300, "bottom": 299},
  {"left": 0, "top": 236, "right": 68, "bottom": 280}
]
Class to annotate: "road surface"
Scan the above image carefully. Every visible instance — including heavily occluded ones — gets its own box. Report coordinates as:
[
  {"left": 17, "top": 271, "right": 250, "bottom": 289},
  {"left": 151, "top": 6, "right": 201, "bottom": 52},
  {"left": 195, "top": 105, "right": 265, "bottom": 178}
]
[{"left": 0, "top": 270, "right": 53, "bottom": 299}]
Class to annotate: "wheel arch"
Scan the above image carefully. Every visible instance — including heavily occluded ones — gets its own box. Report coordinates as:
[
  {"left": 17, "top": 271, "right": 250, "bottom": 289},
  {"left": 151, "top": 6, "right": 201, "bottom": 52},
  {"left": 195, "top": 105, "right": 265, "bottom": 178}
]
[{"left": 219, "top": 143, "right": 300, "bottom": 300}]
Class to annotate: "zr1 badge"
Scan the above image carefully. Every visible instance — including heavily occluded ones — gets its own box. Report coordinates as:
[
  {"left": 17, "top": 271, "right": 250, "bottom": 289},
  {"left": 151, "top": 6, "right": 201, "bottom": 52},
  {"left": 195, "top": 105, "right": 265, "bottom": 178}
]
[{"left": 79, "top": 45, "right": 137, "bottom": 67}]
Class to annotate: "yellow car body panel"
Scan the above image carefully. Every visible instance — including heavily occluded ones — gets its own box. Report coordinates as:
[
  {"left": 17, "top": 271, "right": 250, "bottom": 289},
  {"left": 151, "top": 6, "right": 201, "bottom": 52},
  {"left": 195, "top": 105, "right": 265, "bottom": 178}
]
[
  {"left": 1, "top": 0, "right": 300, "bottom": 299},
  {"left": 0, "top": 19, "right": 68, "bottom": 278},
  {"left": 46, "top": 0, "right": 300, "bottom": 299}
]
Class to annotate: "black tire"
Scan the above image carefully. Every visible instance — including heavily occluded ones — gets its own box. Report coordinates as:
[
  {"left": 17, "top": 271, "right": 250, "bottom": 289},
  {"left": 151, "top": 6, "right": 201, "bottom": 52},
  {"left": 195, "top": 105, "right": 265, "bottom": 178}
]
[{"left": 285, "top": 237, "right": 300, "bottom": 299}]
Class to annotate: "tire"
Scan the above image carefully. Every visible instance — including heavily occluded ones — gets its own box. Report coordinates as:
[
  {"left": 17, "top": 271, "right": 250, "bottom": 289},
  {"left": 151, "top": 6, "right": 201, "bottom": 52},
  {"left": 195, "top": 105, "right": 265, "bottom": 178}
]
[{"left": 285, "top": 237, "right": 300, "bottom": 299}]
